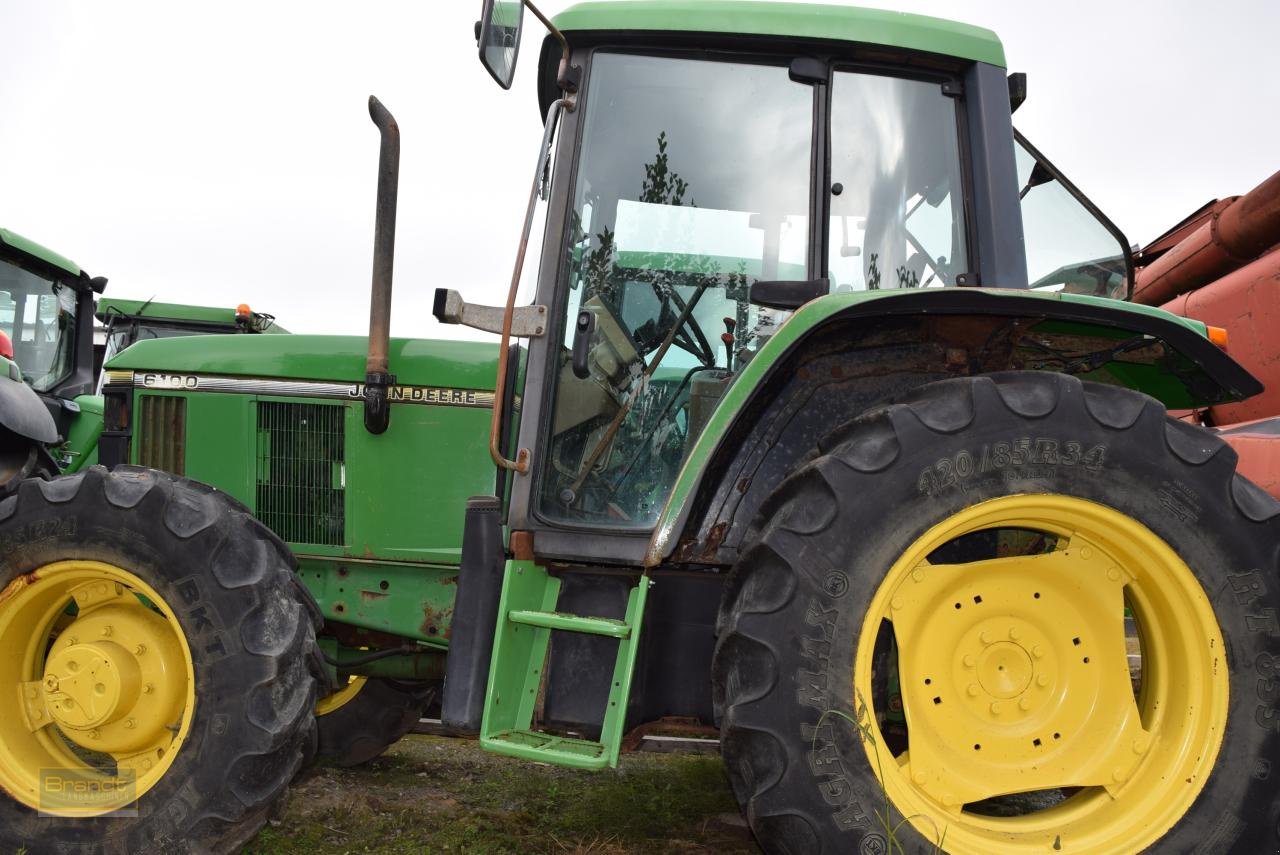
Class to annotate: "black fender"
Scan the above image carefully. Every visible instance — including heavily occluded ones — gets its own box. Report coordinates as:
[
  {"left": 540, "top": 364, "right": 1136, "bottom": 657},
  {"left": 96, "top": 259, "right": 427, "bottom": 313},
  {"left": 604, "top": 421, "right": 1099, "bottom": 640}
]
[
  {"left": 0, "top": 360, "right": 58, "bottom": 444},
  {"left": 658, "top": 290, "right": 1263, "bottom": 568}
]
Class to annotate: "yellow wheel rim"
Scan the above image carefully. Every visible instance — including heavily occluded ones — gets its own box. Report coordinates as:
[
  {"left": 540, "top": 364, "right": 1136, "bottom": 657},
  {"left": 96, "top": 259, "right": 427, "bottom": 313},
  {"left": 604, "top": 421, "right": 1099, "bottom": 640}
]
[
  {"left": 855, "top": 495, "right": 1227, "bottom": 854},
  {"left": 0, "top": 561, "right": 196, "bottom": 817},
  {"left": 315, "top": 675, "right": 368, "bottom": 717}
]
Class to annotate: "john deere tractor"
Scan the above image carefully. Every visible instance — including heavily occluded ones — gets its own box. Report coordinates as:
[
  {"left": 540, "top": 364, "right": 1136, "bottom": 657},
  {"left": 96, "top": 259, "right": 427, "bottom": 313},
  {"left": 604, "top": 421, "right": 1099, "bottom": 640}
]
[{"left": 3, "top": 3, "right": 1277, "bottom": 853}]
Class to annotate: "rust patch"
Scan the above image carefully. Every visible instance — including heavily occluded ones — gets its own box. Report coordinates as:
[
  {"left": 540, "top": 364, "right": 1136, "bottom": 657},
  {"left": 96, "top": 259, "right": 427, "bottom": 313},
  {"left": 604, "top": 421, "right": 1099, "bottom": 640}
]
[
  {"left": 510, "top": 530, "right": 535, "bottom": 561},
  {"left": 441, "top": 575, "right": 459, "bottom": 586},
  {"left": 420, "top": 603, "right": 454, "bottom": 639},
  {"left": 359, "top": 590, "right": 388, "bottom": 602},
  {"left": 674, "top": 521, "right": 729, "bottom": 564},
  {"left": 0, "top": 571, "right": 38, "bottom": 609}
]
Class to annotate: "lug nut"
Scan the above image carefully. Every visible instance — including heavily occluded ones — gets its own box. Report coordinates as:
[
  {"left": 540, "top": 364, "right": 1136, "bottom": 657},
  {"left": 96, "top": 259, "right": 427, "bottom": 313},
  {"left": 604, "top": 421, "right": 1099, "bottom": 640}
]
[
  {"left": 980, "top": 631, "right": 993, "bottom": 645},
  {"left": 891, "top": 597, "right": 903, "bottom": 611},
  {"left": 912, "top": 770, "right": 926, "bottom": 784},
  {"left": 1009, "top": 627, "right": 1021, "bottom": 641},
  {"left": 1032, "top": 645, "right": 1044, "bottom": 659},
  {"left": 1036, "top": 675, "right": 1050, "bottom": 687},
  {"left": 1018, "top": 698, "right": 1031, "bottom": 711},
  {"left": 911, "top": 569, "right": 925, "bottom": 583},
  {"left": 1107, "top": 567, "right": 1120, "bottom": 582},
  {"left": 967, "top": 684, "right": 980, "bottom": 697},
  {"left": 990, "top": 702, "right": 1003, "bottom": 714},
  {"left": 963, "top": 654, "right": 976, "bottom": 668}
]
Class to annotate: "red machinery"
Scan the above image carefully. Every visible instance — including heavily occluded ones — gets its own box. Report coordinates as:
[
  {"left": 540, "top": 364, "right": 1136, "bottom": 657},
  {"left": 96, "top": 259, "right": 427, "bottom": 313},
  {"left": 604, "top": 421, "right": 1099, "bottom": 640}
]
[{"left": 1132, "top": 169, "right": 1280, "bottom": 497}]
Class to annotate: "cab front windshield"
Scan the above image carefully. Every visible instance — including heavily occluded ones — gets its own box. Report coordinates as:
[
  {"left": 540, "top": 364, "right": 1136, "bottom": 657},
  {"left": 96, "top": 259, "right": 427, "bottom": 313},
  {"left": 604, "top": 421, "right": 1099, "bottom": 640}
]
[
  {"left": 540, "top": 51, "right": 968, "bottom": 528},
  {"left": 0, "top": 259, "right": 78, "bottom": 391}
]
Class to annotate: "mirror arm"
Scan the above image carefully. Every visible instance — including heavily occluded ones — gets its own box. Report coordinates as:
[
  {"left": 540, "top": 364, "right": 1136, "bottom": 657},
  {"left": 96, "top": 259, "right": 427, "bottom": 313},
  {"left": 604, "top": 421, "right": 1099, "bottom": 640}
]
[{"left": 525, "top": 0, "right": 580, "bottom": 94}]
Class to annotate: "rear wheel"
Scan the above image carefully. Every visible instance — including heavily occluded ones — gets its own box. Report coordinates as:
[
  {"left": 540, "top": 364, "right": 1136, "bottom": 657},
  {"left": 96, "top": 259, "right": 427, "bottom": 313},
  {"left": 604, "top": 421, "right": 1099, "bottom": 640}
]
[
  {"left": 714, "top": 373, "right": 1280, "bottom": 854},
  {"left": 0, "top": 466, "right": 322, "bottom": 854},
  {"left": 315, "top": 677, "right": 434, "bottom": 767}
]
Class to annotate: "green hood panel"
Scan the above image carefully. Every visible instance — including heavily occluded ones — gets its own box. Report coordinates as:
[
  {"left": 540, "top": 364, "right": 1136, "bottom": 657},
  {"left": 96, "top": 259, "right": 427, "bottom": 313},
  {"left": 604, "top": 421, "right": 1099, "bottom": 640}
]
[
  {"left": 107, "top": 334, "right": 501, "bottom": 390},
  {"left": 553, "top": 1, "right": 1006, "bottom": 67},
  {"left": 644, "top": 287, "right": 1261, "bottom": 566}
]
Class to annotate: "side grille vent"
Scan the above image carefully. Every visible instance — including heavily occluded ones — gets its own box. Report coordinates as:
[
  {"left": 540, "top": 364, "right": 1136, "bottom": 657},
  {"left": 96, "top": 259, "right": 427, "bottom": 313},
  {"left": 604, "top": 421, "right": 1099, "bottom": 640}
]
[
  {"left": 136, "top": 396, "right": 186, "bottom": 474},
  {"left": 256, "top": 401, "right": 345, "bottom": 546}
]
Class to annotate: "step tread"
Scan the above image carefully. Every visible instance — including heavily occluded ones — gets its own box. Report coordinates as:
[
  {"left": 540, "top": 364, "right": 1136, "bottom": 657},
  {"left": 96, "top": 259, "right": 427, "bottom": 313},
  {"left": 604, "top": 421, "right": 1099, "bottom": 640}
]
[
  {"left": 484, "top": 728, "right": 610, "bottom": 770},
  {"left": 507, "top": 609, "right": 632, "bottom": 638}
]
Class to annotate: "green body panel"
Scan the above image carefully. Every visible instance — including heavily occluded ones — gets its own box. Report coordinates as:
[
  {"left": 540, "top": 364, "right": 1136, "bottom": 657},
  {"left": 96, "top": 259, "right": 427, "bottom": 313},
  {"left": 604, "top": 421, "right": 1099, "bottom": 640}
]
[
  {"left": 481, "top": 560, "right": 650, "bottom": 770},
  {"left": 0, "top": 228, "right": 81, "bottom": 277},
  {"left": 553, "top": 1, "right": 1006, "bottom": 67},
  {"left": 59, "top": 395, "right": 103, "bottom": 473},
  {"left": 297, "top": 557, "right": 456, "bottom": 647},
  {"left": 96, "top": 297, "right": 289, "bottom": 333},
  {"left": 108, "top": 334, "right": 500, "bottom": 388},
  {"left": 643, "top": 287, "right": 1226, "bottom": 566},
  {"left": 114, "top": 334, "right": 503, "bottom": 642}
]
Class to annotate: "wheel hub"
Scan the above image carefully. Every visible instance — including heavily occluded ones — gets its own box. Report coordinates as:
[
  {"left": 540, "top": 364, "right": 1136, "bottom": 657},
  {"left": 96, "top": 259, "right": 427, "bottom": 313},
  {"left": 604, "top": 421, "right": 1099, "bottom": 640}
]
[
  {"left": 889, "top": 533, "right": 1150, "bottom": 808},
  {"left": 43, "top": 641, "right": 141, "bottom": 730},
  {"left": 974, "top": 639, "right": 1033, "bottom": 700}
]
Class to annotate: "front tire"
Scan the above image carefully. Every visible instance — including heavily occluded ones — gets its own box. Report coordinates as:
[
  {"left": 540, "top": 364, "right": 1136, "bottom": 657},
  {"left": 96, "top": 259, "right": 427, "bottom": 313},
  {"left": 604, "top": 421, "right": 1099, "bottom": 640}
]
[
  {"left": 714, "top": 373, "right": 1280, "bottom": 854},
  {"left": 315, "top": 677, "right": 435, "bottom": 767},
  {"left": 0, "top": 466, "right": 323, "bottom": 854}
]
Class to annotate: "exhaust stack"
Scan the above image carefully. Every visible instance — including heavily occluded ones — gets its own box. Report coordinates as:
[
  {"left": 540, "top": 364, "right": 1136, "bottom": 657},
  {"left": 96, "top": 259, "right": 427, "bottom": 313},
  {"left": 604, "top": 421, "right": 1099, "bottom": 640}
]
[{"left": 364, "top": 95, "right": 399, "bottom": 435}]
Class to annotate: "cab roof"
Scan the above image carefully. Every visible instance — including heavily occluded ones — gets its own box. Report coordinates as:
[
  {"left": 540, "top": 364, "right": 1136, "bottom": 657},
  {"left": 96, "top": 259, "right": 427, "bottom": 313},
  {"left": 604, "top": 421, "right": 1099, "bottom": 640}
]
[
  {"left": 551, "top": 1, "right": 1005, "bottom": 67},
  {"left": 0, "top": 227, "right": 82, "bottom": 278}
]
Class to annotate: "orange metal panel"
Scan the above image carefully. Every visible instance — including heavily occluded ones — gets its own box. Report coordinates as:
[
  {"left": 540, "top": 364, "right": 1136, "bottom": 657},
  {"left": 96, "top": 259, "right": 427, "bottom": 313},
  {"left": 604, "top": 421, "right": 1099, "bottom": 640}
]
[{"left": 1162, "top": 250, "right": 1280, "bottom": 424}]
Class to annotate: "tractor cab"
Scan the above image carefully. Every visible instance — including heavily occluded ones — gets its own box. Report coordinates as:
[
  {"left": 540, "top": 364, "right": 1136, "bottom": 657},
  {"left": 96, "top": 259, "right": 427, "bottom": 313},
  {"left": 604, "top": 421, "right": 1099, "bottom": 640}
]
[
  {"left": 0, "top": 228, "right": 104, "bottom": 441},
  {"left": 442, "top": 1, "right": 1202, "bottom": 547}
]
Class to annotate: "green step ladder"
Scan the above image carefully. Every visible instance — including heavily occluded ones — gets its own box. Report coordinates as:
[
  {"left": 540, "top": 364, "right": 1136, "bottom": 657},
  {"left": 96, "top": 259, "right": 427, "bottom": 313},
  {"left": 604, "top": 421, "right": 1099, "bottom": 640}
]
[{"left": 479, "top": 559, "right": 650, "bottom": 770}]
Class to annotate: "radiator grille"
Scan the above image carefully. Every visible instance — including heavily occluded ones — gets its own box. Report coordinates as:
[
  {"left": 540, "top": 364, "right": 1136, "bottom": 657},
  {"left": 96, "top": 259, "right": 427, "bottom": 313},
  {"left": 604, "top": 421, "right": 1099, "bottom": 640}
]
[
  {"left": 136, "top": 396, "right": 186, "bottom": 474},
  {"left": 256, "top": 402, "right": 345, "bottom": 546}
]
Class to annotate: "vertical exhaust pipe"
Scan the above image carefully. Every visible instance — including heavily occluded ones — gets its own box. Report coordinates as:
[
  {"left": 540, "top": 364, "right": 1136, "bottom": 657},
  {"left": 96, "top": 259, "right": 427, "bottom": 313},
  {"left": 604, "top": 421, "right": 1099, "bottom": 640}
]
[{"left": 364, "top": 95, "right": 399, "bottom": 434}]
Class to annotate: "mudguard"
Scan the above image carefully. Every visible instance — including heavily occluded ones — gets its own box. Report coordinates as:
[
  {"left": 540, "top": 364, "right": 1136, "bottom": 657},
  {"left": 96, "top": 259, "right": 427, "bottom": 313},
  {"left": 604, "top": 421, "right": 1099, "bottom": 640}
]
[{"left": 0, "top": 356, "right": 59, "bottom": 444}]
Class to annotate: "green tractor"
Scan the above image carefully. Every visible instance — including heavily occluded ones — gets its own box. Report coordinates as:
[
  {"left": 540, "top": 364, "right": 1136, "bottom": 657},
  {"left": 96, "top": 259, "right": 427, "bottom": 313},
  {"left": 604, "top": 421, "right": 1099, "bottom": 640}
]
[
  {"left": 3, "top": 3, "right": 1278, "bottom": 853},
  {"left": 0, "top": 228, "right": 107, "bottom": 489},
  {"left": 0, "top": 228, "right": 284, "bottom": 482},
  {"left": 95, "top": 297, "right": 286, "bottom": 381}
]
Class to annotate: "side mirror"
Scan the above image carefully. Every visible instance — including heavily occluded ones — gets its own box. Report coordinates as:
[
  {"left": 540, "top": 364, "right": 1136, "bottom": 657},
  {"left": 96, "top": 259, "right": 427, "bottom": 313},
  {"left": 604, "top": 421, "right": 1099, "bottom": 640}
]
[{"left": 477, "top": 0, "right": 524, "bottom": 90}]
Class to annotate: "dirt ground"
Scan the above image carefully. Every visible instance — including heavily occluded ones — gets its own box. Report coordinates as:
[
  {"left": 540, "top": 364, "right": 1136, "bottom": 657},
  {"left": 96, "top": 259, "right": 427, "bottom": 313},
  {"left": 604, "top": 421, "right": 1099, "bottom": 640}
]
[{"left": 245, "top": 735, "right": 760, "bottom": 854}]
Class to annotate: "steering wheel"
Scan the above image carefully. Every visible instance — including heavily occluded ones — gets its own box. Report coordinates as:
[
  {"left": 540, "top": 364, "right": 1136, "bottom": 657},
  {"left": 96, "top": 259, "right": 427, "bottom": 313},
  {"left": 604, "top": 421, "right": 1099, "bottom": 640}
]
[{"left": 650, "top": 281, "right": 716, "bottom": 367}]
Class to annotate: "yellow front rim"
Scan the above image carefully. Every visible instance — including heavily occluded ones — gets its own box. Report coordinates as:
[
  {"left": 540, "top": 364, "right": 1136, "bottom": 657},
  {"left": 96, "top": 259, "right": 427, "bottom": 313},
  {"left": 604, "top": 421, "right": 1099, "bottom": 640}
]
[
  {"left": 315, "top": 675, "right": 368, "bottom": 717},
  {"left": 0, "top": 561, "right": 196, "bottom": 816},
  {"left": 855, "top": 495, "right": 1228, "bottom": 854}
]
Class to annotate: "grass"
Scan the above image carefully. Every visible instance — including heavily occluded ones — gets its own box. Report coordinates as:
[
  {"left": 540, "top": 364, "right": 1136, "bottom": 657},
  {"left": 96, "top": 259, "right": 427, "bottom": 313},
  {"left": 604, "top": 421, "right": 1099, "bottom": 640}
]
[{"left": 245, "top": 735, "right": 758, "bottom": 854}]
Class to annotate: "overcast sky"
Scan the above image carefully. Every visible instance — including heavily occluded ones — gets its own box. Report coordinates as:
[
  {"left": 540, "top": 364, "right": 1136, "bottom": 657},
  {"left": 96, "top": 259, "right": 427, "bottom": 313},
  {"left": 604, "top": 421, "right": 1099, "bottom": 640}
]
[{"left": 3, "top": 1, "right": 1277, "bottom": 338}]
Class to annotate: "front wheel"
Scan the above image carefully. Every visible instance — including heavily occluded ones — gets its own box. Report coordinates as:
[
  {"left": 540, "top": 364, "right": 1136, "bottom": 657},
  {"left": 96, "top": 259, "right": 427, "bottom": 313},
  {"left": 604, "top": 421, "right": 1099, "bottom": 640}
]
[
  {"left": 0, "top": 466, "right": 323, "bottom": 854},
  {"left": 714, "top": 373, "right": 1280, "bottom": 854},
  {"left": 315, "top": 677, "right": 435, "bottom": 767}
]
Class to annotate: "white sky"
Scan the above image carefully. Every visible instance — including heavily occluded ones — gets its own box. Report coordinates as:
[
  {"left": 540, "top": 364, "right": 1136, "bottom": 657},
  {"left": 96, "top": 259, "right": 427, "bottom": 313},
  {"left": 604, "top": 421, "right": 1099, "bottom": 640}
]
[{"left": 3, "top": 1, "right": 1277, "bottom": 338}]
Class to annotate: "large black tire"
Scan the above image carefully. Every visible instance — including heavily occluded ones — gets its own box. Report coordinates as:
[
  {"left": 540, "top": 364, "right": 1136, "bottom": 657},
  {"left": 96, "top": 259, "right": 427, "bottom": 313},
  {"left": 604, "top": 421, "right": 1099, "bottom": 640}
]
[
  {"left": 0, "top": 466, "right": 324, "bottom": 855},
  {"left": 713, "top": 373, "right": 1280, "bottom": 855},
  {"left": 315, "top": 678, "right": 435, "bottom": 767}
]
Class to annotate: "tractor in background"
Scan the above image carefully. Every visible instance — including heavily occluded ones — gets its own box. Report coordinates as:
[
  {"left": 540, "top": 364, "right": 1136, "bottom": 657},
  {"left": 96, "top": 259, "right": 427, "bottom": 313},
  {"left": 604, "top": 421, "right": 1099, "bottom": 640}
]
[
  {"left": 2, "top": 3, "right": 1277, "bottom": 854},
  {"left": 0, "top": 227, "right": 284, "bottom": 482}
]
